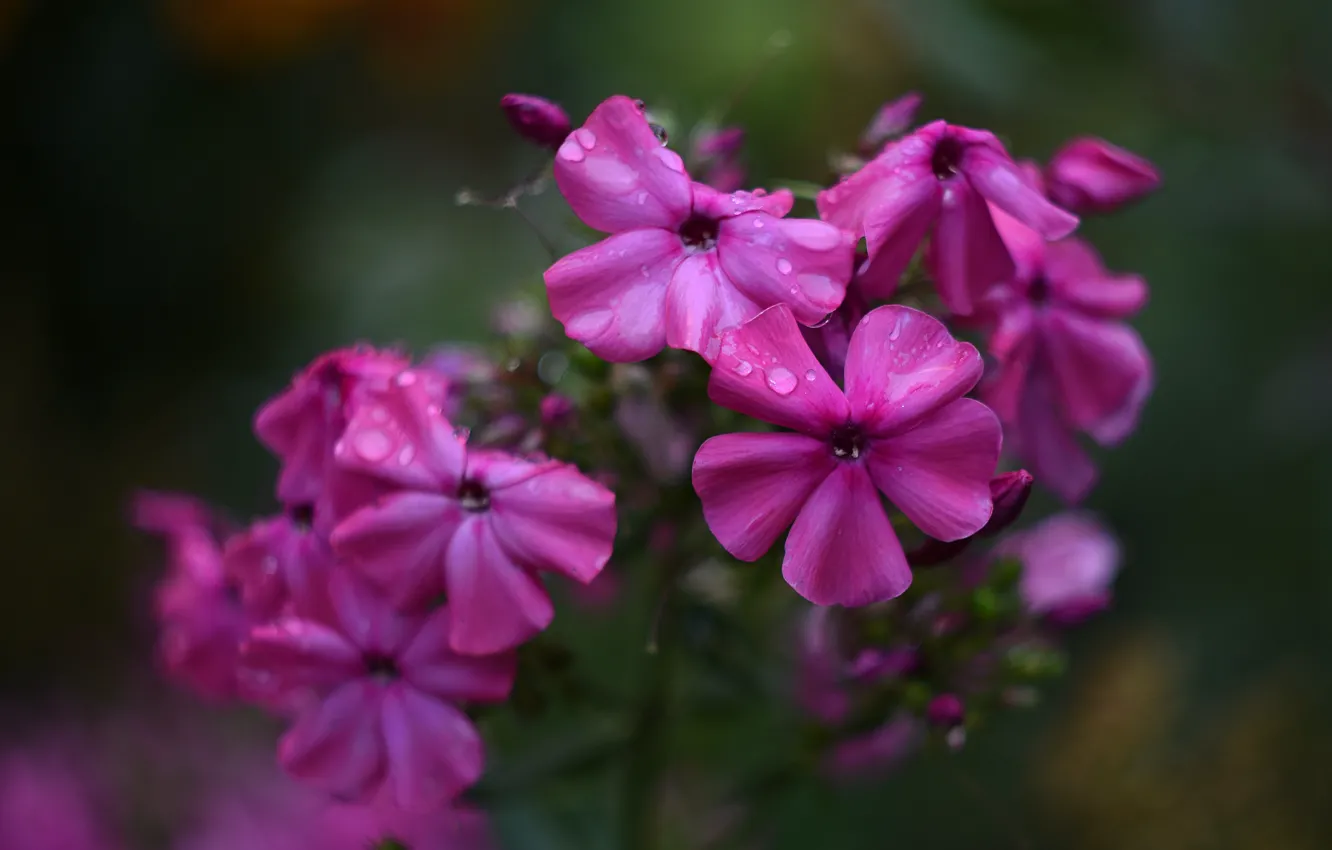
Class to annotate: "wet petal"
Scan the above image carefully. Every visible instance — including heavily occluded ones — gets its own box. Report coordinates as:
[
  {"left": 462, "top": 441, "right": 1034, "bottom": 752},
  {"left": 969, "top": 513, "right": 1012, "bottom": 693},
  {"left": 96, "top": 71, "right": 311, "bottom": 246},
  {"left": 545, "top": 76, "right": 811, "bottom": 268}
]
[
  {"left": 242, "top": 618, "right": 363, "bottom": 696},
  {"left": 330, "top": 492, "right": 464, "bottom": 607},
  {"left": 857, "top": 172, "right": 941, "bottom": 300},
  {"left": 1042, "top": 311, "right": 1152, "bottom": 433},
  {"left": 326, "top": 569, "right": 419, "bottom": 659},
  {"left": 444, "top": 517, "right": 554, "bottom": 655},
  {"left": 333, "top": 378, "right": 466, "bottom": 492},
  {"left": 488, "top": 464, "right": 616, "bottom": 584},
  {"left": 380, "top": 686, "right": 484, "bottom": 809},
  {"left": 816, "top": 121, "right": 942, "bottom": 232},
  {"left": 1013, "top": 364, "right": 1098, "bottom": 504},
  {"left": 926, "top": 179, "right": 1015, "bottom": 316},
  {"left": 1045, "top": 239, "right": 1148, "bottom": 319},
  {"left": 279, "top": 681, "right": 387, "bottom": 802},
  {"left": 1045, "top": 137, "right": 1160, "bottom": 214},
  {"left": 717, "top": 215, "right": 854, "bottom": 325},
  {"left": 398, "top": 608, "right": 517, "bottom": 702},
  {"left": 663, "top": 251, "right": 729, "bottom": 355},
  {"left": 963, "top": 144, "right": 1078, "bottom": 240}
]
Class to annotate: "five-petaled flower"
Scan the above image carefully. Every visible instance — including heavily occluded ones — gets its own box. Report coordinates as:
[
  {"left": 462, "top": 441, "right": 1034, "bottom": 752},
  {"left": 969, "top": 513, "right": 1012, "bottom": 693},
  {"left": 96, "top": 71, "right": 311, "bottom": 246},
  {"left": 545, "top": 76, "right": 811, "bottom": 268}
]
[
  {"left": 546, "top": 95, "right": 855, "bottom": 362},
  {"left": 692, "top": 303, "right": 1002, "bottom": 606}
]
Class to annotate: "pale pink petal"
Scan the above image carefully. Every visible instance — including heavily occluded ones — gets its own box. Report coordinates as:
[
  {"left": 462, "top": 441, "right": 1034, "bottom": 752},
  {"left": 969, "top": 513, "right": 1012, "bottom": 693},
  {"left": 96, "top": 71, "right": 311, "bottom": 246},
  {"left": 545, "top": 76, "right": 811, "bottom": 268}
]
[
  {"left": 857, "top": 175, "right": 941, "bottom": 300},
  {"left": 330, "top": 492, "right": 464, "bottom": 607},
  {"left": 1010, "top": 512, "right": 1120, "bottom": 614},
  {"left": 242, "top": 619, "right": 363, "bottom": 695},
  {"left": 444, "top": 517, "right": 554, "bottom": 655},
  {"left": 962, "top": 144, "right": 1079, "bottom": 240},
  {"left": 716, "top": 215, "right": 854, "bottom": 325},
  {"left": 707, "top": 304, "right": 851, "bottom": 436},
  {"left": 279, "top": 681, "right": 387, "bottom": 802},
  {"left": 926, "top": 179, "right": 1015, "bottom": 316},
  {"left": 553, "top": 95, "right": 692, "bottom": 232},
  {"left": 380, "top": 685, "right": 484, "bottom": 809},
  {"left": 1045, "top": 137, "right": 1160, "bottom": 214},
  {"left": 543, "top": 228, "right": 681, "bottom": 362},
  {"left": 844, "top": 305, "right": 985, "bottom": 437},
  {"left": 816, "top": 121, "right": 942, "bottom": 232},
  {"left": 465, "top": 450, "right": 557, "bottom": 492},
  {"left": 1014, "top": 366, "right": 1098, "bottom": 504},
  {"left": 664, "top": 252, "right": 728, "bottom": 355},
  {"left": 334, "top": 379, "right": 465, "bottom": 492},
  {"left": 990, "top": 206, "right": 1046, "bottom": 283},
  {"left": 1041, "top": 311, "right": 1152, "bottom": 432},
  {"left": 692, "top": 183, "right": 794, "bottom": 219},
  {"left": 398, "top": 608, "right": 517, "bottom": 702},
  {"left": 867, "top": 399, "right": 1001, "bottom": 541},
  {"left": 488, "top": 466, "right": 616, "bottom": 584},
  {"left": 692, "top": 432, "right": 837, "bottom": 562},
  {"left": 326, "top": 569, "right": 418, "bottom": 658},
  {"left": 782, "top": 464, "right": 911, "bottom": 606},
  {"left": 860, "top": 91, "right": 923, "bottom": 152}
]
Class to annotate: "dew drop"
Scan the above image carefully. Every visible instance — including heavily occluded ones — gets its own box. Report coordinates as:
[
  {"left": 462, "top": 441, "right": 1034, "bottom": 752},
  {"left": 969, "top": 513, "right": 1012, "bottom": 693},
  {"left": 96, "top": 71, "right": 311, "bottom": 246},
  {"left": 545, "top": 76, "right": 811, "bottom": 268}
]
[
  {"left": 369, "top": 406, "right": 389, "bottom": 423},
  {"left": 395, "top": 371, "right": 417, "bottom": 387},
  {"left": 573, "top": 127, "right": 597, "bottom": 150},
  {"left": 636, "top": 191, "right": 648, "bottom": 205},
  {"left": 805, "top": 369, "right": 817, "bottom": 382},
  {"left": 557, "top": 137, "right": 586, "bottom": 163},
  {"left": 776, "top": 258, "right": 793, "bottom": 275},
  {"left": 753, "top": 218, "right": 764, "bottom": 228},
  {"left": 353, "top": 429, "right": 394, "bottom": 463},
  {"left": 654, "top": 148, "right": 686, "bottom": 173},
  {"left": 767, "top": 367, "right": 797, "bottom": 395},
  {"left": 733, "top": 360, "right": 754, "bottom": 377},
  {"left": 397, "top": 444, "right": 416, "bottom": 466}
]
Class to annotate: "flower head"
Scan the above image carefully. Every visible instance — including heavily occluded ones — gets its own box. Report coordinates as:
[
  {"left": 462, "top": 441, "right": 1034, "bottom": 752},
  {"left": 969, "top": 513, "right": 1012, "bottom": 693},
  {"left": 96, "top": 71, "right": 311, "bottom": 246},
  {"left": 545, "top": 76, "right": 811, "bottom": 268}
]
[
  {"left": 1002, "top": 512, "right": 1120, "bottom": 624},
  {"left": 499, "top": 94, "right": 572, "bottom": 151},
  {"left": 223, "top": 509, "right": 335, "bottom": 620},
  {"left": 240, "top": 569, "right": 516, "bottom": 809},
  {"left": 1045, "top": 137, "right": 1160, "bottom": 215},
  {"left": 692, "top": 303, "right": 1002, "bottom": 606},
  {"left": 546, "top": 95, "right": 855, "bottom": 361},
  {"left": 328, "top": 371, "right": 616, "bottom": 654},
  {"left": 818, "top": 121, "right": 1079, "bottom": 313}
]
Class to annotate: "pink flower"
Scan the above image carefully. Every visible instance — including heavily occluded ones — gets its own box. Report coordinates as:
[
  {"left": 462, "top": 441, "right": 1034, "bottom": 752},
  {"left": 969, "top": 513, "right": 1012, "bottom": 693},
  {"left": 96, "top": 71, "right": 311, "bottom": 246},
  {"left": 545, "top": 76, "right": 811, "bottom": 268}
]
[
  {"left": 134, "top": 491, "right": 248, "bottom": 701},
  {"left": 328, "top": 372, "right": 616, "bottom": 654},
  {"left": 977, "top": 215, "right": 1152, "bottom": 503},
  {"left": 223, "top": 510, "right": 334, "bottom": 620},
  {"left": 692, "top": 303, "right": 1002, "bottom": 606},
  {"left": 500, "top": 93, "right": 572, "bottom": 151},
  {"left": 800, "top": 264, "right": 870, "bottom": 385},
  {"left": 1001, "top": 512, "right": 1120, "bottom": 624},
  {"left": 905, "top": 469, "right": 1034, "bottom": 566},
  {"left": 1045, "top": 137, "right": 1160, "bottom": 215},
  {"left": 691, "top": 126, "right": 746, "bottom": 192},
  {"left": 240, "top": 569, "right": 516, "bottom": 809},
  {"left": 824, "top": 714, "right": 923, "bottom": 779},
  {"left": 0, "top": 746, "right": 118, "bottom": 850},
  {"left": 546, "top": 95, "right": 854, "bottom": 361},
  {"left": 817, "top": 121, "right": 1079, "bottom": 313},
  {"left": 858, "top": 91, "right": 922, "bottom": 154}
]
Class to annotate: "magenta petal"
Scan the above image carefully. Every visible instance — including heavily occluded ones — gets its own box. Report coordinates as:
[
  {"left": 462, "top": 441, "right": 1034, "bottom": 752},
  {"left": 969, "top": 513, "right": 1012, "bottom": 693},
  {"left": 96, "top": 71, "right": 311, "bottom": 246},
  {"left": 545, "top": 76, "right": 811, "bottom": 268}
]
[
  {"left": 857, "top": 172, "right": 941, "bottom": 300},
  {"left": 553, "top": 95, "right": 692, "bottom": 233},
  {"left": 692, "top": 432, "right": 836, "bottom": 562},
  {"left": 962, "top": 144, "right": 1079, "bottom": 240},
  {"left": 330, "top": 492, "right": 463, "bottom": 606},
  {"left": 868, "top": 399, "right": 1002, "bottom": 541},
  {"left": 242, "top": 619, "right": 363, "bottom": 695},
  {"left": 543, "top": 228, "right": 680, "bottom": 362},
  {"left": 664, "top": 252, "right": 728, "bottom": 355},
  {"left": 707, "top": 304, "right": 851, "bottom": 436},
  {"left": 334, "top": 379, "right": 466, "bottom": 492},
  {"left": 380, "top": 685, "right": 483, "bottom": 809},
  {"left": 844, "top": 305, "right": 985, "bottom": 438},
  {"left": 488, "top": 465, "right": 616, "bottom": 584},
  {"left": 326, "top": 569, "right": 417, "bottom": 659},
  {"left": 691, "top": 183, "right": 794, "bottom": 219},
  {"left": 1014, "top": 364, "right": 1098, "bottom": 504},
  {"left": 1042, "top": 311, "right": 1152, "bottom": 432},
  {"left": 1046, "top": 239, "right": 1148, "bottom": 319},
  {"left": 1046, "top": 137, "right": 1160, "bottom": 214},
  {"left": 444, "top": 517, "right": 554, "bottom": 655},
  {"left": 926, "top": 179, "right": 1015, "bottom": 316},
  {"left": 398, "top": 608, "right": 517, "bottom": 702},
  {"left": 1087, "top": 350, "right": 1153, "bottom": 447},
  {"left": 279, "top": 681, "right": 387, "bottom": 802},
  {"left": 716, "top": 215, "right": 854, "bottom": 325},
  {"left": 783, "top": 464, "right": 911, "bottom": 606},
  {"left": 982, "top": 323, "right": 1037, "bottom": 424},
  {"left": 1011, "top": 512, "right": 1121, "bottom": 615},
  {"left": 816, "top": 122, "right": 940, "bottom": 232}
]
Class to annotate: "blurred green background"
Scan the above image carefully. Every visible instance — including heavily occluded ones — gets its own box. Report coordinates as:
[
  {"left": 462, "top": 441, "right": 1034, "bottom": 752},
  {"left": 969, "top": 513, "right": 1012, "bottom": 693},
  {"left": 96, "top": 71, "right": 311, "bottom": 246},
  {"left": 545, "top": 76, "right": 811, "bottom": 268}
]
[{"left": 2, "top": 0, "right": 1330, "bottom": 847}]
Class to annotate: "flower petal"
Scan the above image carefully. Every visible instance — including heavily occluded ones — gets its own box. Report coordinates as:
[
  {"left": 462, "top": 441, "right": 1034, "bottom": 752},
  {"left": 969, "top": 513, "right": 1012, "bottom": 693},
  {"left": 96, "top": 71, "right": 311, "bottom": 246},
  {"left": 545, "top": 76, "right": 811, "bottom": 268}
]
[
  {"left": 782, "top": 464, "right": 911, "bottom": 606},
  {"left": 1045, "top": 137, "right": 1160, "bottom": 214},
  {"left": 380, "top": 685, "right": 484, "bottom": 810},
  {"left": 844, "top": 305, "right": 985, "bottom": 437},
  {"left": 326, "top": 569, "right": 418, "bottom": 658},
  {"left": 926, "top": 179, "right": 1015, "bottom": 316},
  {"left": 330, "top": 492, "right": 464, "bottom": 607},
  {"left": 707, "top": 304, "right": 851, "bottom": 436},
  {"left": 1041, "top": 311, "right": 1152, "bottom": 432},
  {"left": 867, "top": 398, "right": 1001, "bottom": 541},
  {"left": 1013, "top": 364, "right": 1098, "bottom": 503},
  {"left": 242, "top": 618, "right": 363, "bottom": 695},
  {"left": 488, "top": 465, "right": 617, "bottom": 584},
  {"left": 691, "top": 183, "right": 794, "bottom": 219},
  {"left": 663, "top": 252, "right": 729, "bottom": 355},
  {"left": 398, "top": 608, "right": 517, "bottom": 702},
  {"left": 692, "top": 432, "right": 836, "bottom": 562},
  {"left": 1045, "top": 239, "right": 1148, "bottom": 319},
  {"left": 543, "top": 228, "right": 680, "bottom": 362},
  {"left": 716, "top": 215, "right": 854, "bottom": 325},
  {"left": 856, "top": 172, "right": 941, "bottom": 300},
  {"left": 553, "top": 95, "right": 692, "bottom": 232},
  {"left": 962, "top": 144, "right": 1079, "bottom": 240},
  {"left": 816, "top": 122, "right": 940, "bottom": 233},
  {"left": 444, "top": 517, "right": 554, "bottom": 655},
  {"left": 279, "top": 681, "right": 387, "bottom": 802},
  {"left": 334, "top": 378, "right": 465, "bottom": 492}
]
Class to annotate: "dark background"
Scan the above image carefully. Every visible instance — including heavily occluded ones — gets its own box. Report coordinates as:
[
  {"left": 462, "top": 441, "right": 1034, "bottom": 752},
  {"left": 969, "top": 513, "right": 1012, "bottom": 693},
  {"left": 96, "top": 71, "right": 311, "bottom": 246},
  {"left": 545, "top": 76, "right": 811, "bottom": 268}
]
[{"left": 2, "top": 0, "right": 1330, "bottom": 847}]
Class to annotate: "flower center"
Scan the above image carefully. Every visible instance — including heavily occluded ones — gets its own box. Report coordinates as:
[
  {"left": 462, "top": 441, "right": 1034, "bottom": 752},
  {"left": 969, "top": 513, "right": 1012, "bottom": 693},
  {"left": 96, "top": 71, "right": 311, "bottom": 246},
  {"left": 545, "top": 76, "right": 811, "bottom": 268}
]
[
  {"left": 1027, "top": 275, "right": 1050, "bottom": 304},
  {"left": 287, "top": 503, "right": 315, "bottom": 529},
  {"left": 364, "top": 653, "right": 400, "bottom": 680},
  {"left": 830, "top": 425, "right": 866, "bottom": 460},
  {"left": 458, "top": 480, "right": 491, "bottom": 512},
  {"left": 678, "top": 214, "right": 720, "bottom": 252},
  {"left": 931, "top": 136, "right": 965, "bottom": 180}
]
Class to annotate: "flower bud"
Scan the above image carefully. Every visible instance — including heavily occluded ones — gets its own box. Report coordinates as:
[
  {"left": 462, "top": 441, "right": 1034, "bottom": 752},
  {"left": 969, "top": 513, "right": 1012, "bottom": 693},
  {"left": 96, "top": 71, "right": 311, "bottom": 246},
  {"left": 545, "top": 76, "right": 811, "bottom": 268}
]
[
  {"left": 926, "top": 693, "right": 965, "bottom": 728},
  {"left": 692, "top": 126, "right": 746, "bottom": 192},
  {"left": 1045, "top": 137, "right": 1161, "bottom": 214},
  {"left": 539, "top": 393, "right": 575, "bottom": 428},
  {"left": 500, "top": 93, "right": 572, "bottom": 150},
  {"left": 859, "top": 91, "right": 922, "bottom": 154},
  {"left": 980, "top": 469, "right": 1034, "bottom": 537}
]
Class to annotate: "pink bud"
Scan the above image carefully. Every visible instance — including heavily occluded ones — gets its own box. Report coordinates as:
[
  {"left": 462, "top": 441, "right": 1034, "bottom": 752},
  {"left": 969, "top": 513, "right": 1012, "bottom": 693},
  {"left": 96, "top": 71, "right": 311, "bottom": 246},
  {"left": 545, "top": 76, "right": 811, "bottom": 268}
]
[
  {"left": 859, "top": 91, "right": 922, "bottom": 154},
  {"left": 980, "top": 469, "right": 1034, "bottom": 537},
  {"left": 926, "top": 693, "right": 965, "bottom": 728},
  {"left": 500, "top": 94, "right": 572, "bottom": 150},
  {"left": 539, "top": 393, "right": 575, "bottom": 428},
  {"left": 691, "top": 127, "right": 746, "bottom": 192},
  {"left": 1045, "top": 137, "right": 1161, "bottom": 214}
]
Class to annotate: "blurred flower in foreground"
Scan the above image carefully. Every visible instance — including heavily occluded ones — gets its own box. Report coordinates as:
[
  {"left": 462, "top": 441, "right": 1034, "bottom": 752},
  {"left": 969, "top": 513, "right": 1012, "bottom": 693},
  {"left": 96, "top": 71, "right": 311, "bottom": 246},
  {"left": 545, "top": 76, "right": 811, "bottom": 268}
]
[
  {"left": 1003, "top": 513, "right": 1120, "bottom": 624},
  {"left": 0, "top": 744, "right": 118, "bottom": 850}
]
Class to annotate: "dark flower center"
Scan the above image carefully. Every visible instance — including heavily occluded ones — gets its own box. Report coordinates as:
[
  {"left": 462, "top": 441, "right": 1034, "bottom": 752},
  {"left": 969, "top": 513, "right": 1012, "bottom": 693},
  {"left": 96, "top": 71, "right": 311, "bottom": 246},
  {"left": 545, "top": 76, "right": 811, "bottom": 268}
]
[
  {"left": 364, "top": 653, "right": 399, "bottom": 679},
  {"left": 931, "top": 136, "right": 965, "bottom": 180},
  {"left": 1027, "top": 275, "right": 1050, "bottom": 304},
  {"left": 679, "top": 214, "right": 720, "bottom": 252},
  {"left": 830, "top": 424, "right": 866, "bottom": 460},
  {"left": 458, "top": 479, "right": 491, "bottom": 512},
  {"left": 288, "top": 503, "right": 315, "bottom": 529}
]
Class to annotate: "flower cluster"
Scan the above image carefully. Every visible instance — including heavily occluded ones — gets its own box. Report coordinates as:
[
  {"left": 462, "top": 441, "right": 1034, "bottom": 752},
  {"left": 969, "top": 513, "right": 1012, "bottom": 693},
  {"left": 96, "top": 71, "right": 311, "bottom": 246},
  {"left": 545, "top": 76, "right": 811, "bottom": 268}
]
[{"left": 134, "top": 86, "right": 1157, "bottom": 844}]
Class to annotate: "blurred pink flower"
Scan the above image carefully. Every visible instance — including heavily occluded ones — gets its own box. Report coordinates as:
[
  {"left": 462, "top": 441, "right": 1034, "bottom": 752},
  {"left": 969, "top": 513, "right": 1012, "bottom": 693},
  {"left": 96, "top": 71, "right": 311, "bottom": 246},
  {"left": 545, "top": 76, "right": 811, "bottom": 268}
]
[
  {"left": 1002, "top": 512, "right": 1120, "bottom": 624},
  {"left": 1045, "top": 137, "right": 1160, "bottom": 214},
  {"left": 692, "top": 304, "right": 1001, "bottom": 606},
  {"left": 546, "top": 95, "right": 854, "bottom": 361},
  {"left": 824, "top": 714, "right": 923, "bottom": 779},
  {"left": 500, "top": 93, "right": 571, "bottom": 150},
  {"left": 223, "top": 511, "right": 334, "bottom": 620},
  {"left": 858, "top": 91, "right": 922, "bottom": 154},
  {"left": 691, "top": 126, "right": 746, "bottom": 192},
  {"left": 0, "top": 746, "right": 118, "bottom": 850}
]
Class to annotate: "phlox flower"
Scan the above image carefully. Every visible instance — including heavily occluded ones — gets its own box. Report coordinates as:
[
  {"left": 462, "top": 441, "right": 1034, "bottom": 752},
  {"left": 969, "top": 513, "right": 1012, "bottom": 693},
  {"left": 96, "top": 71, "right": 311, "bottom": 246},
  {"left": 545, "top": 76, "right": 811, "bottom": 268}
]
[
  {"left": 240, "top": 569, "right": 516, "bottom": 810},
  {"left": 817, "top": 120, "right": 1079, "bottom": 314},
  {"left": 1045, "top": 136, "right": 1161, "bottom": 214},
  {"left": 223, "top": 509, "right": 334, "bottom": 620},
  {"left": 692, "top": 303, "right": 1002, "bottom": 606},
  {"left": 546, "top": 94, "right": 854, "bottom": 361},
  {"left": 1000, "top": 512, "right": 1121, "bottom": 624},
  {"left": 328, "top": 371, "right": 616, "bottom": 654}
]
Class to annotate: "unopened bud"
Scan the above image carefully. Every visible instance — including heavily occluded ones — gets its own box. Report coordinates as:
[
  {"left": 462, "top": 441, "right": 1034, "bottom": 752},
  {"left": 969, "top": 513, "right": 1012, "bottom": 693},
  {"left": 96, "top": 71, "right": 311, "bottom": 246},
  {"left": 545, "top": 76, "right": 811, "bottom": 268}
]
[
  {"left": 1045, "top": 136, "right": 1161, "bottom": 214},
  {"left": 981, "top": 469, "right": 1034, "bottom": 537},
  {"left": 859, "top": 91, "right": 922, "bottom": 154},
  {"left": 926, "top": 693, "right": 965, "bottom": 729},
  {"left": 500, "top": 93, "right": 572, "bottom": 150},
  {"left": 539, "top": 393, "right": 575, "bottom": 428}
]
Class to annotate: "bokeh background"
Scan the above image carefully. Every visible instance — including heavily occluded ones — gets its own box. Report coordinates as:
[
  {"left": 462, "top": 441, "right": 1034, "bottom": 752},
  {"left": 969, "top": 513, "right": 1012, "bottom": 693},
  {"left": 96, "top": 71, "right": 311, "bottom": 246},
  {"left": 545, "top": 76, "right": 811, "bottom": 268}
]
[{"left": 3, "top": 0, "right": 1331, "bottom": 847}]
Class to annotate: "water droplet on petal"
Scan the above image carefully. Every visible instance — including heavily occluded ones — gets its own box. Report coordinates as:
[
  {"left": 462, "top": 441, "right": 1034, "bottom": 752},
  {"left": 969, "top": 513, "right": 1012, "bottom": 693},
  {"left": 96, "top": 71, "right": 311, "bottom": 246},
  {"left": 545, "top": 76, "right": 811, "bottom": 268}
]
[
  {"left": 767, "top": 367, "right": 797, "bottom": 395},
  {"left": 353, "top": 429, "right": 394, "bottom": 463},
  {"left": 804, "top": 369, "right": 817, "bottom": 382},
  {"left": 395, "top": 371, "right": 417, "bottom": 387},
  {"left": 573, "top": 127, "right": 597, "bottom": 150},
  {"left": 653, "top": 148, "right": 686, "bottom": 173},
  {"left": 753, "top": 218, "right": 764, "bottom": 228},
  {"left": 397, "top": 445, "right": 416, "bottom": 466},
  {"left": 776, "top": 258, "right": 793, "bottom": 275},
  {"left": 733, "top": 360, "right": 754, "bottom": 377},
  {"left": 557, "top": 137, "right": 586, "bottom": 163},
  {"left": 369, "top": 406, "right": 388, "bottom": 423},
  {"left": 636, "top": 191, "right": 648, "bottom": 205}
]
